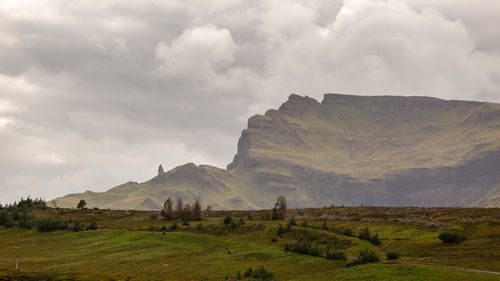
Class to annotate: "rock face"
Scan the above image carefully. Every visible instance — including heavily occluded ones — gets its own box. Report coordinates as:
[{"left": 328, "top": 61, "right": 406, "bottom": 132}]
[{"left": 53, "top": 93, "right": 500, "bottom": 209}]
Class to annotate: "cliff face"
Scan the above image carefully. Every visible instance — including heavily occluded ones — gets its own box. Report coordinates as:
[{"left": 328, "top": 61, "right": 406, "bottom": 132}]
[{"left": 53, "top": 94, "right": 500, "bottom": 209}]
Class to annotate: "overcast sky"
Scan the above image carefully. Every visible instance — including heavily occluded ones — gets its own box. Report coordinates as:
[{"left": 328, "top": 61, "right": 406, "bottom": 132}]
[{"left": 1, "top": 0, "right": 499, "bottom": 204}]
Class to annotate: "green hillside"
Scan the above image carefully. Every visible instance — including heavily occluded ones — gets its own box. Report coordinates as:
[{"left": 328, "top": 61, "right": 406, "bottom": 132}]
[{"left": 53, "top": 94, "right": 500, "bottom": 209}]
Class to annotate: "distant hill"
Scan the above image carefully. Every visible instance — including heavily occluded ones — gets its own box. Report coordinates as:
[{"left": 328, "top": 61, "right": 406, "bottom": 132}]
[{"left": 53, "top": 94, "right": 500, "bottom": 209}]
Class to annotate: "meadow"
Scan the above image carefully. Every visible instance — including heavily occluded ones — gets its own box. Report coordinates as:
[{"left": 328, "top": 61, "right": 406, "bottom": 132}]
[{"left": 1, "top": 206, "right": 500, "bottom": 280}]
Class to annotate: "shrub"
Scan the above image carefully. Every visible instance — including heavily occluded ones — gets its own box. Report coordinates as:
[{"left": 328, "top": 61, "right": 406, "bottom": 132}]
[
  {"left": 182, "top": 220, "right": 190, "bottom": 226},
  {"left": 239, "top": 217, "right": 245, "bottom": 225},
  {"left": 285, "top": 222, "right": 292, "bottom": 232},
  {"left": 301, "top": 220, "right": 308, "bottom": 227},
  {"left": 358, "top": 227, "right": 371, "bottom": 241},
  {"left": 271, "top": 237, "right": 278, "bottom": 243},
  {"left": 170, "top": 223, "right": 178, "bottom": 231},
  {"left": 0, "top": 210, "right": 14, "bottom": 227},
  {"left": 326, "top": 249, "right": 347, "bottom": 261},
  {"left": 73, "top": 220, "right": 83, "bottom": 232},
  {"left": 284, "top": 243, "right": 290, "bottom": 252},
  {"left": 253, "top": 266, "right": 274, "bottom": 281},
  {"left": 277, "top": 224, "right": 285, "bottom": 235},
  {"left": 244, "top": 267, "right": 253, "bottom": 277},
  {"left": 347, "top": 249, "right": 380, "bottom": 267},
  {"left": 370, "top": 232, "right": 381, "bottom": 246},
  {"left": 87, "top": 220, "right": 98, "bottom": 230},
  {"left": 223, "top": 216, "right": 233, "bottom": 225},
  {"left": 342, "top": 228, "right": 353, "bottom": 236},
  {"left": 387, "top": 252, "right": 400, "bottom": 260},
  {"left": 438, "top": 232, "right": 466, "bottom": 244},
  {"left": 18, "top": 212, "right": 34, "bottom": 229},
  {"left": 37, "top": 218, "right": 63, "bottom": 232},
  {"left": 289, "top": 216, "right": 297, "bottom": 226}
]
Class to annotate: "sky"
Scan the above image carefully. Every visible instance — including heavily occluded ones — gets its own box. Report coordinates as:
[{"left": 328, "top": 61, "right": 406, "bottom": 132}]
[{"left": 1, "top": 0, "right": 500, "bottom": 204}]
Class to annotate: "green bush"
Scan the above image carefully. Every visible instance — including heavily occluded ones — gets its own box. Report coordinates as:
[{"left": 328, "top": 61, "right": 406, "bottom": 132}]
[
  {"left": 370, "top": 232, "right": 381, "bottom": 246},
  {"left": 37, "top": 218, "right": 64, "bottom": 232},
  {"left": 438, "top": 232, "right": 466, "bottom": 244},
  {"left": 253, "top": 266, "right": 274, "bottom": 281},
  {"left": 73, "top": 220, "right": 83, "bottom": 232},
  {"left": 289, "top": 216, "right": 297, "bottom": 226},
  {"left": 87, "top": 220, "right": 98, "bottom": 230},
  {"left": 386, "top": 252, "right": 400, "bottom": 260},
  {"left": 342, "top": 228, "right": 353, "bottom": 236},
  {"left": 277, "top": 224, "right": 285, "bottom": 235},
  {"left": 326, "top": 249, "right": 347, "bottom": 261},
  {"left": 358, "top": 227, "right": 371, "bottom": 241},
  {"left": 223, "top": 216, "right": 232, "bottom": 225},
  {"left": 347, "top": 249, "right": 380, "bottom": 267}
]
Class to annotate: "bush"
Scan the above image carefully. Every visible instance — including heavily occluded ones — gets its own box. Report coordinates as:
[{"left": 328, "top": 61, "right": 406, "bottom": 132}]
[
  {"left": 387, "top": 252, "right": 400, "bottom": 260},
  {"left": 0, "top": 210, "right": 14, "bottom": 227},
  {"left": 18, "top": 212, "right": 34, "bottom": 229},
  {"left": 347, "top": 249, "right": 380, "bottom": 267},
  {"left": 253, "top": 266, "right": 274, "bottom": 281},
  {"left": 284, "top": 243, "right": 290, "bottom": 252},
  {"left": 438, "top": 232, "right": 466, "bottom": 244},
  {"left": 170, "top": 223, "right": 178, "bottom": 231},
  {"left": 342, "top": 228, "right": 353, "bottom": 236},
  {"left": 326, "top": 249, "right": 347, "bottom": 261},
  {"left": 358, "top": 227, "right": 371, "bottom": 241},
  {"left": 277, "top": 224, "right": 285, "bottom": 235},
  {"left": 301, "top": 220, "right": 308, "bottom": 227},
  {"left": 244, "top": 267, "right": 253, "bottom": 277},
  {"left": 270, "top": 237, "right": 278, "bottom": 243},
  {"left": 73, "top": 220, "right": 83, "bottom": 232},
  {"left": 87, "top": 220, "right": 98, "bottom": 230},
  {"left": 36, "top": 218, "right": 63, "bottom": 232},
  {"left": 370, "top": 232, "right": 381, "bottom": 246},
  {"left": 289, "top": 216, "right": 297, "bottom": 226},
  {"left": 223, "top": 216, "right": 233, "bottom": 225}
]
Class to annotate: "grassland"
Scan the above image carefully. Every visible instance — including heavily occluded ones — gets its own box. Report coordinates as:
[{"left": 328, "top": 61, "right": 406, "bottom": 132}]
[{"left": 1, "top": 206, "right": 500, "bottom": 280}]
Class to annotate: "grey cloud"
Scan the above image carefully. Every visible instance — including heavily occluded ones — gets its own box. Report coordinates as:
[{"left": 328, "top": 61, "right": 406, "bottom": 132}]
[{"left": 0, "top": 0, "right": 499, "bottom": 203}]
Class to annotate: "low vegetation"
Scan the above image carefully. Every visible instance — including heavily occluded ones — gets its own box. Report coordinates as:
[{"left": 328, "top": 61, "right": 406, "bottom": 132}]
[{"left": 1, "top": 196, "right": 500, "bottom": 280}]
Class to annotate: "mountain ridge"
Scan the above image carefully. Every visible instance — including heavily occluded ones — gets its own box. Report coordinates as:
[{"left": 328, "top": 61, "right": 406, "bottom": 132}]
[{"left": 53, "top": 93, "right": 500, "bottom": 209}]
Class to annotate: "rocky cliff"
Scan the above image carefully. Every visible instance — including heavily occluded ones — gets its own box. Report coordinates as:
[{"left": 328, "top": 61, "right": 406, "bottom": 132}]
[{"left": 53, "top": 94, "right": 500, "bottom": 209}]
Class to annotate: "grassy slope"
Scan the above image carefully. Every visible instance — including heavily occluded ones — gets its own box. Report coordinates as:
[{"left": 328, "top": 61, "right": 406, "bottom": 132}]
[
  {"left": 1, "top": 227, "right": 498, "bottom": 281},
  {"left": 2, "top": 208, "right": 500, "bottom": 280}
]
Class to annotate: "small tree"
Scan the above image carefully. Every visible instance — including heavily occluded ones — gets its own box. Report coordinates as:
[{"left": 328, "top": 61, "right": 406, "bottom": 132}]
[
  {"left": 192, "top": 200, "right": 202, "bottom": 221},
  {"left": 182, "top": 203, "right": 192, "bottom": 221},
  {"left": 275, "top": 195, "right": 287, "bottom": 219},
  {"left": 87, "top": 220, "right": 98, "bottom": 230},
  {"left": 175, "top": 197, "right": 183, "bottom": 219},
  {"left": 161, "top": 198, "right": 174, "bottom": 220},
  {"left": 77, "top": 200, "right": 87, "bottom": 210}
]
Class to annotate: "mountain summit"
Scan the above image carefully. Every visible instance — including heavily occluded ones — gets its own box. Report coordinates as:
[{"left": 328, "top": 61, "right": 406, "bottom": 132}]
[{"left": 53, "top": 94, "right": 500, "bottom": 209}]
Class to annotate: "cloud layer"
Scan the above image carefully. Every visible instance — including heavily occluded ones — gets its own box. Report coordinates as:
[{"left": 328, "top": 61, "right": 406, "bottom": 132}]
[{"left": 1, "top": 0, "right": 499, "bottom": 203}]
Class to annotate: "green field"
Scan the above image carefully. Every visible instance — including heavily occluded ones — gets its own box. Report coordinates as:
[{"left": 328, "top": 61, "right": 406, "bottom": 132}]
[{"left": 1, "top": 207, "right": 500, "bottom": 280}]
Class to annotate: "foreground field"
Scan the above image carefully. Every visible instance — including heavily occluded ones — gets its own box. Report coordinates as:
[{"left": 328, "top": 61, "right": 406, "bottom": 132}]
[{"left": 1, "top": 207, "right": 500, "bottom": 280}]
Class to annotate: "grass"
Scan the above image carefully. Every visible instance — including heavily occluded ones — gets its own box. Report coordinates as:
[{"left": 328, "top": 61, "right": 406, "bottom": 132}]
[{"left": 1, "top": 208, "right": 500, "bottom": 280}]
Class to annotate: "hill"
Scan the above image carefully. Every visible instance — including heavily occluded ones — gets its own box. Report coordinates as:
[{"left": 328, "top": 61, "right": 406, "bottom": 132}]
[{"left": 53, "top": 93, "right": 500, "bottom": 209}]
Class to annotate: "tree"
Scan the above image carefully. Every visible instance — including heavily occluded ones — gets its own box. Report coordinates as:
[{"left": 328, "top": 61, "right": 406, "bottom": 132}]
[
  {"left": 77, "top": 200, "right": 87, "bottom": 210},
  {"left": 161, "top": 198, "right": 174, "bottom": 220},
  {"left": 158, "top": 164, "right": 165, "bottom": 175},
  {"left": 358, "top": 226, "right": 371, "bottom": 241},
  {"left": 182, "top": 203, "right": 192, "bottom": 221},
  {"left": 192, "top": 200, "right": 202, "bottom": 220},
  {"left": 175, "top": 197, "right": 183, "bottom": 219},
  {"left": 275, "top": 195, "right": 287, "bottom": 219},
  {"left": 205, "top": 205, "right": 212, "bottom": 217}
]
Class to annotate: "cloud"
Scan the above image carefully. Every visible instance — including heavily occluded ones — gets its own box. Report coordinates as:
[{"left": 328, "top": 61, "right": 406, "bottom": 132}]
[{"left": 0, "top": 0, "right": 499, "bottom": 203}]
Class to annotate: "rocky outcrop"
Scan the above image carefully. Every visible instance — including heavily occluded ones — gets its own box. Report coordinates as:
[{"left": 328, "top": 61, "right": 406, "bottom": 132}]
[{"left": 158, "top": 164, "right": 165, "bottom": 175}]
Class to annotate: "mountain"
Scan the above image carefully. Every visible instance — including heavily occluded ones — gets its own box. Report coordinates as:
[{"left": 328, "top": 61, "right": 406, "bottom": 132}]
[{"left": 53, "top": 94, "right": 500, "bottom": 209}]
